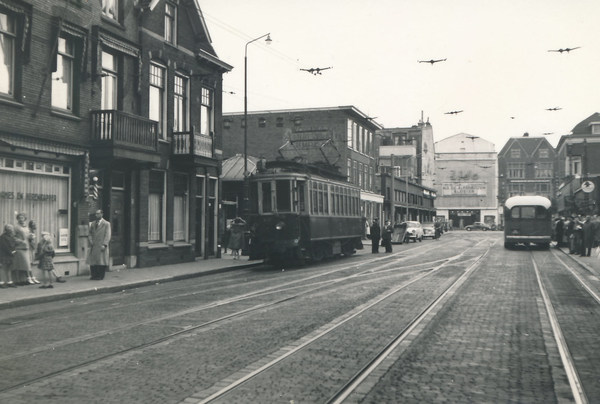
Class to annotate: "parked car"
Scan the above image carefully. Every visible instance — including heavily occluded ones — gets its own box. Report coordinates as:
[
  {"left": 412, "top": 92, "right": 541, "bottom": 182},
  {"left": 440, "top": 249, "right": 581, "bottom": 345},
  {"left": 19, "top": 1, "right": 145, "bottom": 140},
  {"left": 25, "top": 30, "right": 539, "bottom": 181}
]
[
  {"left": 465, "top": 222, "right": 492, "bottom": 231},
  {"left": 403, "top": 221, "right": 424, "bottom": 242},
  {"left": 422, "top": 223, "right": 436, "bottom": 239}
]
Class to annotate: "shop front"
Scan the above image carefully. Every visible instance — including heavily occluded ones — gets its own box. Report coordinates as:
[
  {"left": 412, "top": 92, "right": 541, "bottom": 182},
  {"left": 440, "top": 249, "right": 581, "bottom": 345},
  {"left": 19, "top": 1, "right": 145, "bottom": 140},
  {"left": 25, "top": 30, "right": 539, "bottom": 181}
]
[{"left": 0, "top": 151, "right": 85, "bottom": 276}]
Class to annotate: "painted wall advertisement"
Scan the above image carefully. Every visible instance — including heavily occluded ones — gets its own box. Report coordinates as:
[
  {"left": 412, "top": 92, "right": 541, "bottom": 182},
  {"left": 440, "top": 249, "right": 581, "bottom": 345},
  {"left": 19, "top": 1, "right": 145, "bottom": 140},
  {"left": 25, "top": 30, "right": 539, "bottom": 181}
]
[{"left": 442, "top": 182, "right": 487, "bottom": 196}]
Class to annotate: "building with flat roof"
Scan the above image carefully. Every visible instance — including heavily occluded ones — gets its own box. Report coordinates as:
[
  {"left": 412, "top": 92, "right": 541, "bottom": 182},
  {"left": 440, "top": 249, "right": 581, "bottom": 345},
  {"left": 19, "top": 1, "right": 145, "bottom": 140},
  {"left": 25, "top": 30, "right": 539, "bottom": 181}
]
[{"left": 434, "top": 133, "right": 498, "bottom": 229}]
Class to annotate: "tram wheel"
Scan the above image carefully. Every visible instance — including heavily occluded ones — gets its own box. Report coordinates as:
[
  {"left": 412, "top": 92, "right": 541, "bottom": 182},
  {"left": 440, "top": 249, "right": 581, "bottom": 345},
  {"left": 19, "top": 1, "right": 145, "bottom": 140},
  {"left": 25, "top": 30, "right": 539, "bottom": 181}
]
[
  {"left": 342, "top": 242, "right": 355, "bottom": 256},
  {"left": 310, "top": 244, "right": 325, "bottom": 262}
]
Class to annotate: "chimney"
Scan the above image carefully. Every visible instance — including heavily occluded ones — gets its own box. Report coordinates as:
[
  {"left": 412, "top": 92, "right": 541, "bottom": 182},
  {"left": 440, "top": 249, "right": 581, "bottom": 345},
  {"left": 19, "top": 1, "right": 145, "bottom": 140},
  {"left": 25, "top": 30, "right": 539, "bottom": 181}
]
[{"left": 523, "top": 132, "right": 529, "bottom": 137}]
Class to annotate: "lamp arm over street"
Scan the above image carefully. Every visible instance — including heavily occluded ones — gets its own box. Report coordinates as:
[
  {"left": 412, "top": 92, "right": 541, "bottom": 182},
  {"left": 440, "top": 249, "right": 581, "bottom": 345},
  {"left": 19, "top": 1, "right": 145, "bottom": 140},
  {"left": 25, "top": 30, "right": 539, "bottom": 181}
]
[{"left": 243, "top": 33, "right": 272, "bottom": 217}]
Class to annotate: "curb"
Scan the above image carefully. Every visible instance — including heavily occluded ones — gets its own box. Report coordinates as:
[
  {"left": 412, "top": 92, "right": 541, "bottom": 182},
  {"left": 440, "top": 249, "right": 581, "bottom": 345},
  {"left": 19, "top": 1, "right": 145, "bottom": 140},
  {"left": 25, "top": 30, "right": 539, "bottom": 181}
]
[
  {"left": 555, "top": 245, "right": 600, "bottom": 278},
  {"left": 0, "top": 262, "right": 262, "bottom": 311}
]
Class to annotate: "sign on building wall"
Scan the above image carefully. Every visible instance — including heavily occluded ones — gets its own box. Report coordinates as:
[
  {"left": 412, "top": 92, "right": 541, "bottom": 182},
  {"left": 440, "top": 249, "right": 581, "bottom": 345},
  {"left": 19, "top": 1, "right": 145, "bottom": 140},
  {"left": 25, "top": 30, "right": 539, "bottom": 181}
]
[{"left": 442, "top": 182, "right": 487, "bottom": 196}]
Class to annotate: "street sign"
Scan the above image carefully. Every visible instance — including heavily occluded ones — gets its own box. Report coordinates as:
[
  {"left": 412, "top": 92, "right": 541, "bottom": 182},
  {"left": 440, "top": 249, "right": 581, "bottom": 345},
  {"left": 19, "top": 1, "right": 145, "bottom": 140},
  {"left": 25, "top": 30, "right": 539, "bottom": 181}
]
[{"left": 582, "top": 181, "right": 595, "bottom": 193}]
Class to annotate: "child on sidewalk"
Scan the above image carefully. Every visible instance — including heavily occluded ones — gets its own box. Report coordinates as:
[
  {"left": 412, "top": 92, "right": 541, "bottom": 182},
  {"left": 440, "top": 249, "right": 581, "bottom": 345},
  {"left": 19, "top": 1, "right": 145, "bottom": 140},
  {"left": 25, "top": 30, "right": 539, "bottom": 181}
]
[
  {"left": 36, "top": 232, "right": 56, "bottom": 289},
  {"left": 0, "top": 224, "right": 18, "bottom": 288}
]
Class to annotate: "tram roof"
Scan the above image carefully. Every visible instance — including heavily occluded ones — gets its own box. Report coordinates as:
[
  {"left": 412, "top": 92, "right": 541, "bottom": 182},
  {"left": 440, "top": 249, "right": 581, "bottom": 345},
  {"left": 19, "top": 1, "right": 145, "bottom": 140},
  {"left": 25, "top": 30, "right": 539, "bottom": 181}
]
[{"left": 505, "top": 195, "right": 552, "bottom": 209}]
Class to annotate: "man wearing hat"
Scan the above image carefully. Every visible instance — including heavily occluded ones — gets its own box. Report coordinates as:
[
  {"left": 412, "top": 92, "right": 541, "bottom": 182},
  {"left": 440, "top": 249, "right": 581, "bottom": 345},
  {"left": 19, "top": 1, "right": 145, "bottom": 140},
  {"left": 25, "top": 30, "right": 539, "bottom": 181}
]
[{"left": 370, "top": 218, "right": 381, "bottom": 253}]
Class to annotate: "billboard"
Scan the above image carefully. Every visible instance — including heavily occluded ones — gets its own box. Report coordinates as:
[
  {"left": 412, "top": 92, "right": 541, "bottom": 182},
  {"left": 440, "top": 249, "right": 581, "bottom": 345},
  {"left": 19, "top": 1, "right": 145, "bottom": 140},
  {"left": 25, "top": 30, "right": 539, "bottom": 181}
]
[{"left": 442, "top": 182, "right": 487, "bottom": 196}]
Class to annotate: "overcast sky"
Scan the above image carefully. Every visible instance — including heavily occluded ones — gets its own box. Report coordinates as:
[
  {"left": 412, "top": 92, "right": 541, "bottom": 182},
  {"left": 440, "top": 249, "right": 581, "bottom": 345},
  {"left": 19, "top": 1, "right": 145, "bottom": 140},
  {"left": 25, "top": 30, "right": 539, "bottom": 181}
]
[{"left": 200, "top": 0, "right": 600, "bottom": 150}]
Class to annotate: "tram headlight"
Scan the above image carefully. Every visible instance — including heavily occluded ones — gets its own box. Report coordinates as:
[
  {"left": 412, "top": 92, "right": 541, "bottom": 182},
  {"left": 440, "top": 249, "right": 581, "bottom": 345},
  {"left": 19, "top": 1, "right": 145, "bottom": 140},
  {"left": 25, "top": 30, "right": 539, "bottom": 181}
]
[{"left": 275, "top": 221, "right": 285, "bottom": 230}]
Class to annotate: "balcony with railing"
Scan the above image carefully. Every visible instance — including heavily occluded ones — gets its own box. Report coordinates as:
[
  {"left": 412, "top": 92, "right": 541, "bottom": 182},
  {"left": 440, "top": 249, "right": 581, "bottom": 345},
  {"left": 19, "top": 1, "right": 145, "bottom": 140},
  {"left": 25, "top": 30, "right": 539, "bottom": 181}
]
[
  {"left": 90, "top": 110, "right": 160, "bottom": 163},
  {"left": 172, "top": 127, "right": 215, "bottom": 165}
]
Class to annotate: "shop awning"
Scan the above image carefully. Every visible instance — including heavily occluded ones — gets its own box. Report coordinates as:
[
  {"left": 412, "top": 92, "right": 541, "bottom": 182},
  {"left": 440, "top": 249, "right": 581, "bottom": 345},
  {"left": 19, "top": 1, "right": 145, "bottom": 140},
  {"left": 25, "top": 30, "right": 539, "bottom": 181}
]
[{"left": 0, "top": 134, "right": 87, "bottom": 156}]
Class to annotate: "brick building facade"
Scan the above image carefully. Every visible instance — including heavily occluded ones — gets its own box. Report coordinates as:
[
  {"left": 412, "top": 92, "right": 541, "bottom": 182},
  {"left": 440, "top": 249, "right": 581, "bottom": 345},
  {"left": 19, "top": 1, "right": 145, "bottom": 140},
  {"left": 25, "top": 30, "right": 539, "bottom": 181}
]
[
  {"left": 556, "top": 113, "right": 600, "bottom": 216},
  {"left": 497, "top": 134, "right": 558, "bottom": 224},
  {"left": 0, "top": 0, "right": 231, "bottom": 274}
]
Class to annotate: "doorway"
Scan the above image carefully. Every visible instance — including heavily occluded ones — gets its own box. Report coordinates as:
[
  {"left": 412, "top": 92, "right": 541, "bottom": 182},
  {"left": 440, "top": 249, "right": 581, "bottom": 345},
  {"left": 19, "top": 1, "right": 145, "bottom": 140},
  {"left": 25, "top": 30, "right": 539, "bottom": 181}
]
[{"left": 110, "top": 190, "right": 125, "bottom": 266}]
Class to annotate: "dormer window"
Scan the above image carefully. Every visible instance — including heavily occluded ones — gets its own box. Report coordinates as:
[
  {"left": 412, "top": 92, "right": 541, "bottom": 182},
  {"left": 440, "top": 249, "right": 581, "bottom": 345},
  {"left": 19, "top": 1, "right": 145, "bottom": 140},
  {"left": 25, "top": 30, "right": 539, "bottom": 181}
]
[
  {"left": 165, "top": 2, "right": 176, "bottom": 45},
  {"left": 590, "top": 122, "right": 600, "bottom": 135}
]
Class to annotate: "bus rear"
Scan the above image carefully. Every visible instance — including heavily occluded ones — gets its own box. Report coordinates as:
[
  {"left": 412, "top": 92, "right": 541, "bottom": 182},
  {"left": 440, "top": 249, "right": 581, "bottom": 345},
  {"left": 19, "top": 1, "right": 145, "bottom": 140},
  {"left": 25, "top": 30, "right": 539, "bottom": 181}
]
[{"left": 504, "top": 196, "right": 552, "bottom": 249}]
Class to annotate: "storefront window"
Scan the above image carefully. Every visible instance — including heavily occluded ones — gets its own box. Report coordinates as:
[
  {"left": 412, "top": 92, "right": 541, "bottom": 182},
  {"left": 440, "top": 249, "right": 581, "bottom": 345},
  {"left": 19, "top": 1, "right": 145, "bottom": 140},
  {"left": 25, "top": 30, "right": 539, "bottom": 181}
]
[{"left": 0, "top": 158, "right": 70, "bottom": 252}]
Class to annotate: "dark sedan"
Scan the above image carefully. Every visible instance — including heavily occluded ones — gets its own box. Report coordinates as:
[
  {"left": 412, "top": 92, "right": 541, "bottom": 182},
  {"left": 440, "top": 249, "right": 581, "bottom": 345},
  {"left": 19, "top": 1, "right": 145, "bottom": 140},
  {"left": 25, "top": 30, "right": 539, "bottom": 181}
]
[{"left": 465, "top": 222, "right": 492, "bottom": 231}]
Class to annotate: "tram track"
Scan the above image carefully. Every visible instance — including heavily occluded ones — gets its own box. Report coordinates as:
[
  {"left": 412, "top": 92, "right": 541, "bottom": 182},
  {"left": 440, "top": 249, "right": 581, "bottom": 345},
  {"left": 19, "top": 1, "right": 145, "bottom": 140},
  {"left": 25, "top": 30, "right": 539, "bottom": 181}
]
[
  {"left": 183, "top": 239, "right": 494, "bottom": 404},
  {"left": 0, "top": 236, "right": 464, "bottom": 333},
  {"left": 0, "top": 237, "right": 478, "bottom": 394},
  {"left": 529, "top": 248, "right": 600, "bottom": 403}
]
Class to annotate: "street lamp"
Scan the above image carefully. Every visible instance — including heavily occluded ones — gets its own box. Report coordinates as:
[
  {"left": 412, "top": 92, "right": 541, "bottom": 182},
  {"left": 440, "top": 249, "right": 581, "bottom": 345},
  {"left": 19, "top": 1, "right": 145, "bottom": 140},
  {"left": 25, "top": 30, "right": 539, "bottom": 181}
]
[{"left": 243, "top": 33, "right": 272, "bottom": 217}]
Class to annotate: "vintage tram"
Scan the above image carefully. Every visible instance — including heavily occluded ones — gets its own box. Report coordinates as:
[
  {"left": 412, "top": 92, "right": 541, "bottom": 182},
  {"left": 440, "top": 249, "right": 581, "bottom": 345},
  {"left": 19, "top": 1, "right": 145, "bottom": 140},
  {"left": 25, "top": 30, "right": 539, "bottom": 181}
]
[
  {"left": 503, "top": 195, "right": 553, "bottom": 249},
  {"left": 247, "top": 160, "right": 364, "bottom": 264}
]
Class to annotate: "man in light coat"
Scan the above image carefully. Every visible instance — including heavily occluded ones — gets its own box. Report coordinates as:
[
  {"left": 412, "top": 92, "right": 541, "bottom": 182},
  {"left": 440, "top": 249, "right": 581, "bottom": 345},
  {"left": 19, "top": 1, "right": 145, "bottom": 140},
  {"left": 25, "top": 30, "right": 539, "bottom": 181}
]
[{"left": 87, "top": 210, "right": 111, "bottom": 280}]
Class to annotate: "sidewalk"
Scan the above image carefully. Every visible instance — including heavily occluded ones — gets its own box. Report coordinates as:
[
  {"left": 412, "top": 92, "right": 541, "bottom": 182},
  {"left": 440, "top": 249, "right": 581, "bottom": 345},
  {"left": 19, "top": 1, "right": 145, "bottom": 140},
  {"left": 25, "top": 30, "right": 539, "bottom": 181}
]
[
  {"left": 0, "top": 244, "right": 376, "bottom": 310},
  {"left": 556, "top": 243, "right": 600, "bottom": 278},
  {"left": 0, "top": 253, "right": 260, "bottom": 310}
]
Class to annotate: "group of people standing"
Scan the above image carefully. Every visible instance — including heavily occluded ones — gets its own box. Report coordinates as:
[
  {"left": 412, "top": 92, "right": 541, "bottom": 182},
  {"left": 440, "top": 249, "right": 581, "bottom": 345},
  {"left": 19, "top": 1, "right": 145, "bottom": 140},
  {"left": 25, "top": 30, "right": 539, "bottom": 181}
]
[
  {"left": 0, "top": 213, "right": 64, "bottom": 289},
  {"left": 556, "top": 215, "right": 600, "bottom": 257},
  {"left": 370, "top": 218, "right": 394, "bottom": 253}
]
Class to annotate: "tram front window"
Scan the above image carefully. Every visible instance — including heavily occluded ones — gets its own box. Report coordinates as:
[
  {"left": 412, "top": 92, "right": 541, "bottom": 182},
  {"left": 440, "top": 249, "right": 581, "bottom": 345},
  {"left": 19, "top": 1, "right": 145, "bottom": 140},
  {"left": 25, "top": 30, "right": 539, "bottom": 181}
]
[
  {"left": 276, "top": 180, "right": 291, "bottom": 212},
  {"left": 249, "top": 182, "right": 258, "bottom": 213},
  {"left": 262, "top": 182, "right": 272, "bottom": 213}
]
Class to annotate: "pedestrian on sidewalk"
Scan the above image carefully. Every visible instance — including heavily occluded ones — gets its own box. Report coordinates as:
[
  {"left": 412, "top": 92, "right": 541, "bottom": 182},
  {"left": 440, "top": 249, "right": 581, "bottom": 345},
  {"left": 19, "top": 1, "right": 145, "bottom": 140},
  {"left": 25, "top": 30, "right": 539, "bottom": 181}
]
[
  {"left": 370, "top": 218, "right": 381, "bottom": 253},
  {"left": 0, "top": 224, "right": 18, "bottom": 288},
  {"left": 434, "top": 220, "right": 442, "bottom": 240},
  {"left": 555, "top": 217, "right": 565, "bottom": 248},
  {"left": 36, "top": 232, "right": 56, "bottom": 289},
  {"left": 14, "top": 213, "right": 39, "bottom": 285},
  {"left": 29, "top": 220, "right": 65, "bottom": 283},
  {"left": 382, "top": 220, "right": 393, "bottom": 253},
  {"left": 582, "top": 216, "right": 594, "bottom": 257},
  {"left": 228, "top": 217, "right": 246, "bottom": 260},
  {"left": 87, "top": 210, "right": 111, "bottom": 280}
]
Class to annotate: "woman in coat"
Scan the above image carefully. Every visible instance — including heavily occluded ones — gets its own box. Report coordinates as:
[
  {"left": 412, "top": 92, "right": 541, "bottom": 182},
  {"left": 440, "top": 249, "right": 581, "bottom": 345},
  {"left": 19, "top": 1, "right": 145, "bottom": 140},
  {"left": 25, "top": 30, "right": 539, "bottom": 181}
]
[
  {"left": 13, "top": 213, "right": 39, "bottom": 285},
  {"left": 227, "top": 217, "right": 246, "bottom": 260}
]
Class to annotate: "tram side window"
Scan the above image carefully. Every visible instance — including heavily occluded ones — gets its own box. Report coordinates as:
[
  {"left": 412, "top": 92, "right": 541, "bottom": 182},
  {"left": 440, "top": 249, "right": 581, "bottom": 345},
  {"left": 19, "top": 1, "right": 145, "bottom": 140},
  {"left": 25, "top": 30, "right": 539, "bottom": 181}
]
[
  {"left": 332, "top": 186, "right": 337, "bottom": 215},
  {"left": 318, "top": 182, "right": 324, "bottom": 214},
  {"left": 312, "top": 182, "right": 318, "bottom": 214},
  {"left": 276, "top": 180, "right": 291, "bottom": 212},
  {"left": 297, "top": 181, "right": 306, "bottom": 212},
  {"left": 262, "top": 182, "right": 272, "bottom": 213},
  {"left": 324, "top": 184, "right": 329, "bottom": 214},
  {"left": 343, "top": 188, "right": 349, "bottom": 216}
]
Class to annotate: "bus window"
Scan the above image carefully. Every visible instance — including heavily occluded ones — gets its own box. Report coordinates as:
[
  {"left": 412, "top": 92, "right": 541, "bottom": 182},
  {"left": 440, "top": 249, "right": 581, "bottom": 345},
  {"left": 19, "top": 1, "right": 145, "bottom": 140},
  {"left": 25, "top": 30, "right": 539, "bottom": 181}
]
[
  {"left": 276, "top": 180, "right": 291, "bottom": 212},
  {"left": 262, "top": 182, "right": 272, "bottom": 213},
  {"left": 521, "top": 207, "right": 535, "bottom": 219},
  {"left": 250, "top": 182, "right": 258, "bottom": 213},
  {"left": 536, "top": 206, "right": 547, "bottom": 219},
  {"left": 297, "top": 181, "right": 306, "bottom": 212}
]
